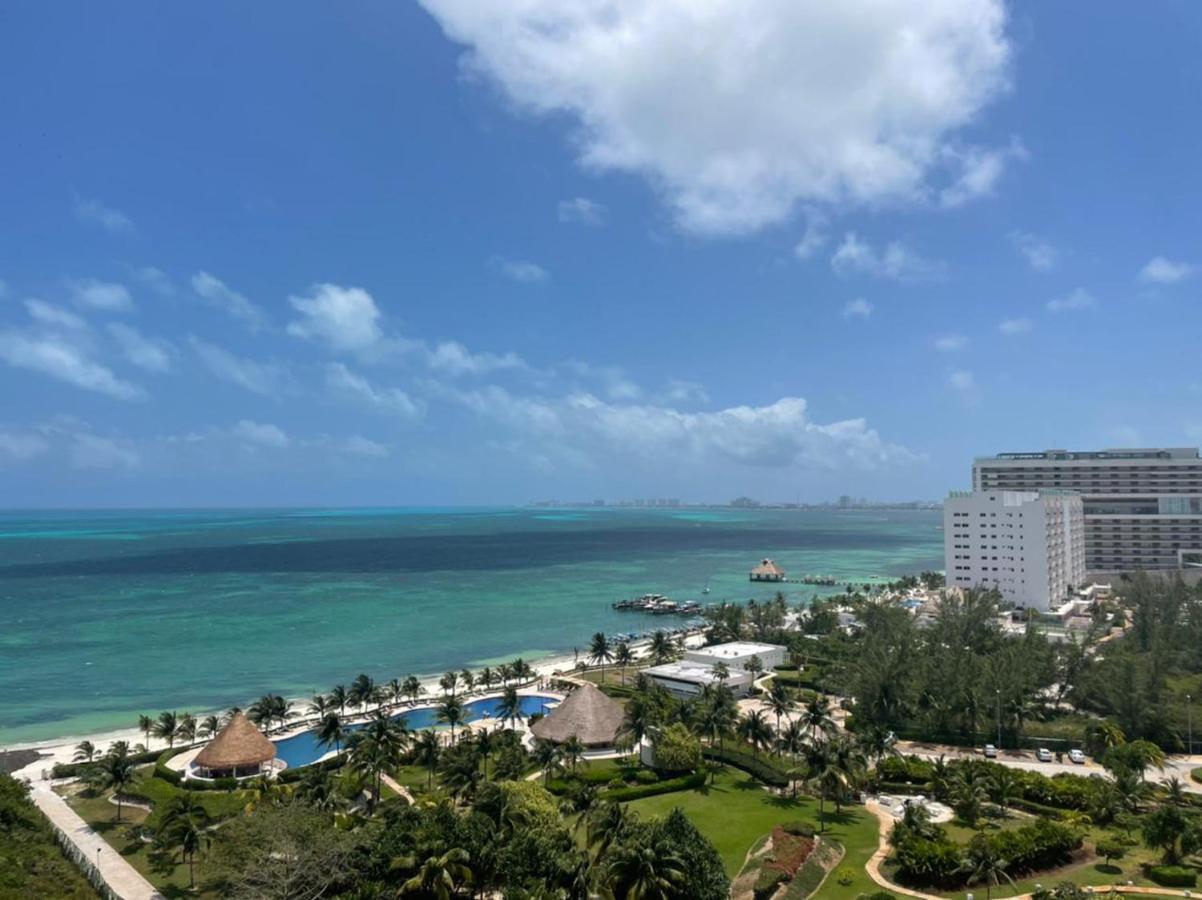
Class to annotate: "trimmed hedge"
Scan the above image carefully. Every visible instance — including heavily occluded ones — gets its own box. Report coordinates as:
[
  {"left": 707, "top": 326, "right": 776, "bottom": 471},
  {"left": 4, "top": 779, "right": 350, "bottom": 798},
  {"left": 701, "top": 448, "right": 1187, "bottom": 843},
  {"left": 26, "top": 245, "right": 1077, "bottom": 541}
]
[
  {"left": 702, "top": 745, "right": 791, "bottom": 787},
  {"left": 1192, "top": 766, "right": 1202, "bottom": 785},
  {"left": 893, "top": 818, "right": 1082, "bottom": 888},
  {"left": 602, "top": 770, "right": 706, "bottom": 801},
  {"left": 51, "top": 746, "right": 161, "bottom": 779},
  {"left": 785, "top": 841, "right": 841, "bottom": 899},
  {"left": 1148, "top": 865, "right": 1198, "bottom": 888}
]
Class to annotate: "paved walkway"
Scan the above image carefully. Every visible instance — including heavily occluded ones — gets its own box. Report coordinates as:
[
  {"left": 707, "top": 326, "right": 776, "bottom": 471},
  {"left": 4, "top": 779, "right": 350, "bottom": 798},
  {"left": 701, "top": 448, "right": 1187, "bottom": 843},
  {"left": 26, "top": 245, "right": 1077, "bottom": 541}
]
[
  {"left": 30, "top": 783, "right": 164, "bottom": 900},
  {"left": 379, "top": 772, "right": 415, "bottom": 804}
]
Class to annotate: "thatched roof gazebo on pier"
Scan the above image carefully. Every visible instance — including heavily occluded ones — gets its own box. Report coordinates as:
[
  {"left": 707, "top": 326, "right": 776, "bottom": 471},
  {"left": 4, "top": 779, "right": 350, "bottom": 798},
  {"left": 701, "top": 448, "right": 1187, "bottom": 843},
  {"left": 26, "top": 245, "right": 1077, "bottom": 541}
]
[
  {"left": 192, "top": 711, "right": 277, "bottom": 779},
  {"left": 749, "top": 558, "right": 785, "bottom": 582},
  {"left": 530, "top": 683, "right": 624, "bottom": 749}
]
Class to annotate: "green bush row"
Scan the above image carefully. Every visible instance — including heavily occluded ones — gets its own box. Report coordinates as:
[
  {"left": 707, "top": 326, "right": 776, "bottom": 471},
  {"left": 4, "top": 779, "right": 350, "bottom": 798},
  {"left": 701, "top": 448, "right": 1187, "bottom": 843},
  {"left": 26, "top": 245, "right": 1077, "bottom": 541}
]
[
  {"left": 1148, "top": 865, "right": 1197, "bottom": 887},
  {"left": 601, "top": 770, "right": 705, "bottom": 801},
  {"left": 702, "top": 745, "right": 791, "bottom": 787},
  {"left": 782, "top": 842, "right": 840, "bottom": 900},
  {"left": 51, "top": 746, "right": 162, "bottom": 779}
]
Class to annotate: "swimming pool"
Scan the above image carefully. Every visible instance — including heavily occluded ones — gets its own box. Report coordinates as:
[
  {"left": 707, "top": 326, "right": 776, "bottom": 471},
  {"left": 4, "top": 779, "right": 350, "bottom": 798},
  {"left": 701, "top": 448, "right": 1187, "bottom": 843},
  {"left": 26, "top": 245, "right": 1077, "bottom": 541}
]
[{"left": 272, "top": 693, "right": 560, "bottom": 769}]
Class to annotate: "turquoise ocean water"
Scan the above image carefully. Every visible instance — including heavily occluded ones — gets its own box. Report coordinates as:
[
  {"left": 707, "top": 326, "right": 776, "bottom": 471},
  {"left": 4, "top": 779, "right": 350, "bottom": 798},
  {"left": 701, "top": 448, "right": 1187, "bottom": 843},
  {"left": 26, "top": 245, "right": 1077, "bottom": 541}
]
[{"left": 0, "top": 506, "right": 942, "bottom": 745}]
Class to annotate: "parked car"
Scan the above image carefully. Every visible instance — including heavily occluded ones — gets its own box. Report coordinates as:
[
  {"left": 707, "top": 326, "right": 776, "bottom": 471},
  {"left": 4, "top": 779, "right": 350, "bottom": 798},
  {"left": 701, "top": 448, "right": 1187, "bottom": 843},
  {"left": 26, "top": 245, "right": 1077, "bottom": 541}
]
[
  {"left": 1068, "top": 748, "right": 1086, "bottom": 764},
  {"left": 1035, "top": 747, "right": 1053, "bottom": 762},
  {"left": 983, "top": 743, "right": 998, "bottom": 758}
]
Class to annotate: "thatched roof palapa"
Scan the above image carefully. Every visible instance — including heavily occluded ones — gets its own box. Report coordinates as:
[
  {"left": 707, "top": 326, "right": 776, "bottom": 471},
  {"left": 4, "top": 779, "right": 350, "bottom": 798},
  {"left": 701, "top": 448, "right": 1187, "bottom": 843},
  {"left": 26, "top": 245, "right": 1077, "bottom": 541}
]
[
  {"left": 193, "top": 711, "right": 276, "bottom": 770},
  {"left": 750, "top": 558, "right": 785, "bottom": 580},
  {"left": 530, "top": 683, "right": 624, "bottom": 748}
]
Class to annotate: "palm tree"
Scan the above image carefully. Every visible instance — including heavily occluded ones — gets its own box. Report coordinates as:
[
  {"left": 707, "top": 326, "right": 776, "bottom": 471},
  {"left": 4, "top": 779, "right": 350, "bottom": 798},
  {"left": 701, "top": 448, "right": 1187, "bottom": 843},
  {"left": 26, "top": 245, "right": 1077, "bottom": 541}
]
[
  {"left": 474, "top": 728, "right": 496, "bottom": 780},
  {"left": 991, "top": 767, "right": 1018, "bottom": 815},
  {"left": 743, "top": 654, "right": 765, "bottom": 684},
  {"left": 198, "top": 715, "right": 221, "bottom": 740},
  {"left": 395, "top": 847, "right": 473, "bottom": 899},
  {"left": 413, "top": 730, "right": 441, "bottom": 789},
  {"left": 386, "top": 678, "right": 405, "bottom": 710},
  {"left": 137, "top": 714, "right": 154, "bottom": 748},
  {"left": 532, "top": 739, "right": 563, "bottom": 785},
  {"left": 622, "top": 691, "right": 662, "bottom": 764},
  {"left": 73, "top": 740, "right": 97, "bottom": 763},
  {"left": 440, "top": 671, "right": 459, "bottom": 698},
  {"left": 459, "top": 670, "right": 475, "bottom": 694},
  {"left": 1164, "top": 775, "right": 1189, "bottom": 806},
  {"left": 805, "top": 738, "right": 852, "bottom": 833},
  {"left": 613, "top": 642, "right": 634, "bottom": 684},
  {"left": 737, "top": 709, "right": 774, "bottom": 753},
  {"left": 588, "top": 632, "right": 613, "bottom": 683},
  {"left": 498, "top": 662, "right": 514, "bottom": 686},
  {"left": 776, "top": 719, "right": 807, "bottom": 795},
  {"left": 308, "top": 694, "right": 332, "bottom": 719},
  {"left": 587, "top": 800, "right": 633, "bottom": 862},
  {"left": 604, "top": 842, "right": 686, "bottom": 899},
  {"left": 403, "top": 675, "right": 424, "bottom": 706},
  {"left": 157, "top": 792, "right": 208, "bottom": 889},
  {"left": 87, "top": 745, "right": 135, "bottom": 821},
  {"left": 800, "top": 693, "right": 836, "bottom": 741},
  {"left": 437, "top": 695, "right": 466, "bottom": 743},
  {"left": 478, "top": 667, "right": 496, "bottom": 692},
  {"left": 765, "top": 681, "right": 793, "bottom": 753},
  {"left": 316, "top": 712, "right": 345, "bottom": 754},
  {"left": 154, "top": 711, "right": 179, "bottom": 748},
  {"left": 961, "top": 834, "right": 1014, "bottom": 900},
  {"left": 347, "top": 710, "right": 409, "bottom": 810},
  {"left": 329, "top": 684, "right": 349, "bottom": 716},
  {"left": 563, "top": 735, "right": 586, "bottom": 773},
  {"left": 496, "top": 685, "right": 523, "bottom": 730},
  {"left": 176, "top": 713, "right": 197, "bottom": 745},
  {"left": 349, "top": 673, "right": 375, "bottom": 712},
  {"left": 695, "top": 688, "right": 738, "bottom": 757},
  {"left": 951, "top": 763, "right": 991, "bottom": 828},
  {"left": 649, "top": 631, "right": 674, "bottom": 665}
]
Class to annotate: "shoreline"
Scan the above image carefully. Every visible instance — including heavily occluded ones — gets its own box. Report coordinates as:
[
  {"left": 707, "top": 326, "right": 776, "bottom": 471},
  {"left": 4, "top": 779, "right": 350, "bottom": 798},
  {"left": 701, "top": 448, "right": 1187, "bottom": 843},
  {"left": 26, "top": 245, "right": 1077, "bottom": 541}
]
[{"left": 3, "top": 626, "right": 707, "bottom": 780}]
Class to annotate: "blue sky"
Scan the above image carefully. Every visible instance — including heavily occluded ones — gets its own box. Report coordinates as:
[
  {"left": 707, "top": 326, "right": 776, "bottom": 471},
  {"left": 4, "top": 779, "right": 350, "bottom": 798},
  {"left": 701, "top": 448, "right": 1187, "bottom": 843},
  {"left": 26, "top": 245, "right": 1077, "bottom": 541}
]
[{"left": 2, "top": 1, "right": 1201, "bottom": 507}]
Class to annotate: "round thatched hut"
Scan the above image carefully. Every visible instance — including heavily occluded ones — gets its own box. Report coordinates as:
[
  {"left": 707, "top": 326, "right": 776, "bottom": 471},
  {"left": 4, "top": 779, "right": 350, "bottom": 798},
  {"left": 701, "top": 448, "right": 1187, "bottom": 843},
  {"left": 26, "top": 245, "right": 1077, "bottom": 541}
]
[
  {"left": 530, "top": 682, "right": 624, "bottom": 749},
  {"left": 192, "top": 711, "right": 277, "bottom": 779}
]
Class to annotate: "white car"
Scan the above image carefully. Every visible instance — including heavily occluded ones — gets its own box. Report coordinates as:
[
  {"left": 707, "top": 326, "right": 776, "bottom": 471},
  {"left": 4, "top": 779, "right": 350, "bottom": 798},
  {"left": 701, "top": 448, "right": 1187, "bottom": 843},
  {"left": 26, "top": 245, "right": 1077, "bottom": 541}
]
[
  {"left": 1068, "top": 749, "right": 1086, "bottom": 764},
  {"left": 983, "top": 744, "right": 998, "bottom": 758},
  {"left": 1035, "top": 747, "right": 1053, "bottom": 762}
]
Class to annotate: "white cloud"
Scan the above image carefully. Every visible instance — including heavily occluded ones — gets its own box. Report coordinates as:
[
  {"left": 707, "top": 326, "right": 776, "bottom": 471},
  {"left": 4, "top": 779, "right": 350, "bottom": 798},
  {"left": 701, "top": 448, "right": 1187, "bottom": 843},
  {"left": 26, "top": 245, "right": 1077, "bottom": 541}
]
[
  {"left": 70, "top": 432, "right": 141, "bottom": 469},
  {"left": 1008, "top": 230, "right": 1057, "bottom": 271},
  {"left": 25, "top": 299, "right": 87, "bottom": 330},
  {"left": 934, "top": 335, "right": 968, "bottom": 352},
  {"left": 189, "top": 337, "right": 288, "bottom": 396},
  {"left": 998, "top": 317, "right": 1032, "bottom": 335},
  {"left": 793, "top": 207, "right": 828, "bottom": 260},
  {"left": 191, "top": 271, "right": 268, "bottom": 331},
  {"left": 426, "top": 340, "right": 530, "bottom": 377},
  {"left": 842, "top": 298, "right": 873, "bottom": 319},
  {"left": 830, "top": 233, "right": 944, "bottom": 281},
  {"left": 0, "top": 431, "right": 49, "bottom": 464},
  {"left": 440, "top": 384, "right": 916, "bottom": 471},
  {"left": 107, "top": 323, "right": 174, "bottom": 372},
  {"left": 131, "top": 266, "right": 175, "bottom": 297},
  {"left": 948, "top": 369, "right": 979, "bottom": 405},
  {"left": 70, "top": 279, "right": 133, "bottom": 312},
  {"left": 232, "top": 419, "right": 290, "bottom": 449},
  {"left": 1046, "top": 287, "right": 1096, "bottom": 313},
  {"left": 420, "top": 0, "right": 1011, "bottom": 234},
  {"left": 491, "top": 256, "right": 550, "bottom": 284},
  {"left": 1138, "top": 256, "right": 1193, "bottom": 285},
  {"left": 938, "top": 138, "right": 1025, "bottom": 208},
  {"left": 337, "top": 435, "right": 390, "bottom": 459},
  {"left": 73, "top": 197, "right": 134, "bottom": 234},
  {"left": 0, "top": 330, "right": 144, "bottom": 400},
  {"left": 557, "top": 197, "right": 606, "bottom": 225},
  {"left": 325, "top": 363, "right": 424, "bottom": 420},
  {"left": 287, "top": 283, "right": 382, "bottom": 352},
  {"left": 662, "top": 378, "right": 709, "bottom": 406}
]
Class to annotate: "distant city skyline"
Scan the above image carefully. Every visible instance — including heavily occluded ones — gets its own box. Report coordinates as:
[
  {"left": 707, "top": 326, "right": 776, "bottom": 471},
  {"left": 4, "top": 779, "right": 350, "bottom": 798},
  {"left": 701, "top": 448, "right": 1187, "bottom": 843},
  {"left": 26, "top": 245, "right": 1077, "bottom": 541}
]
[{"left": 3, "top": 2, "right": 1202, "bottom": 506}]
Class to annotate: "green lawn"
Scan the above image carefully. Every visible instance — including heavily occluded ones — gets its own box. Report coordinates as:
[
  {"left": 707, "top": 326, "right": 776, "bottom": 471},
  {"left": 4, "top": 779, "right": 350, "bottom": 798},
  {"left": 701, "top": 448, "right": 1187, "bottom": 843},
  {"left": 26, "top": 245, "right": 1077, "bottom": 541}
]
[{"left": 625, "top": 766, "right": 879, "bottom": 898}]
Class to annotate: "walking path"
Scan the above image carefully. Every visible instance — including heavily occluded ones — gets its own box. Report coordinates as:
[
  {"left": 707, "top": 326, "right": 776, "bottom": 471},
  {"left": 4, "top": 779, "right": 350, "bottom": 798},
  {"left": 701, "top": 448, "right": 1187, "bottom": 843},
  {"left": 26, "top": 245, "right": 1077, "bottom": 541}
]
[
  {"left": 29, "top": 783, "right": 164, "bottom": 900},
  {"left": 379, "top": 772, "right": 415, "bottom": 804}
]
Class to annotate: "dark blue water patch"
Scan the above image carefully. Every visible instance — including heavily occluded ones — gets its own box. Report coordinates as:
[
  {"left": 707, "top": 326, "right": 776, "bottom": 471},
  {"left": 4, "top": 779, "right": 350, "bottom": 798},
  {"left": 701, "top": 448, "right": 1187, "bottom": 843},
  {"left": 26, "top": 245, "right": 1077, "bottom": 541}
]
[
  {"left": 271, "top": 694, "right": 559, "bottom": 769},
  {"left": 0, "top": 524, "right": 925, "bottom": 579}
]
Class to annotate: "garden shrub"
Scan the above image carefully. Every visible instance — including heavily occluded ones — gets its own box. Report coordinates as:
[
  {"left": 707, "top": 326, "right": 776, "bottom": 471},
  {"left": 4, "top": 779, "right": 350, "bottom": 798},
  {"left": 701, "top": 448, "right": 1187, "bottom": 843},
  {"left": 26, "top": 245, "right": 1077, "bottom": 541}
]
[
  {"left": 780, "top": 820, "right": 816, "bottom": 837},
  {"left": 877, "top": 755, "right": 935, "bottom": 784},
  {"left": 702, "top": 745, "right": 790, "bottom": 787},
  {"left": 653, "top": 723, "right": 702, "bottom": 774},
  {"left": 601, "top": 770, "right": 705, "bottom": 801},
  {"left": 753, "top": 867, "right": 788, "bottom": 900},
  {"left": 1148, "top": 865, "right": 1198, "bottom": 887}
]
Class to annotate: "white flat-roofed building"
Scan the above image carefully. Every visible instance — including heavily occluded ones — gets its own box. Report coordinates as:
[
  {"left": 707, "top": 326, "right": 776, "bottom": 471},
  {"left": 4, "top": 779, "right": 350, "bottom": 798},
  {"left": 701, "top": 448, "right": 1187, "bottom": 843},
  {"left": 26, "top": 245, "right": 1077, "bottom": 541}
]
[
  {"left": 646, "top": 641, "right": 787, "bottom": 698},
  {"left": 644, "top": 661, "right": 754, "bottom": 699},
  {"left": 684, "top": 641, "right": 787, "bottom": 672},
  {"left": 973, "top": 448, "right": 1202, "bottom": 573},
  {"left": 945, "top": 489, "right": 1086, "bottom": 611}
]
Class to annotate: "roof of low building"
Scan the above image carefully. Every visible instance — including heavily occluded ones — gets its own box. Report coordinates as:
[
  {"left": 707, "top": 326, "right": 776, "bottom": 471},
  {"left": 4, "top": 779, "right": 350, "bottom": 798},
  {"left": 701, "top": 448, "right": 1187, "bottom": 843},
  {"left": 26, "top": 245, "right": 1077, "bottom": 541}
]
[
  {"left": 530, "top": 683, "right": 624, "bottom": 747},
  {"left": 193, "top": 711, "right": 276, "bottom": 769},
  {"left": 750, "top": 558, "right": 784, "bottom": 576}
]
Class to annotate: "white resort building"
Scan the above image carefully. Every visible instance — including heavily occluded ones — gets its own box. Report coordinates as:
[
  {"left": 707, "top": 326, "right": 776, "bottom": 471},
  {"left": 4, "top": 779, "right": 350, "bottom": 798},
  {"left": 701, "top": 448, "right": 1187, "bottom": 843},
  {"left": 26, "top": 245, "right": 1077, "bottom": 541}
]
[
  {"left": 646, "top": 640, "right": 787, "bottom": 699},
  {"left": 944, "top": 489, "right": 1086, "bottom": 612}
]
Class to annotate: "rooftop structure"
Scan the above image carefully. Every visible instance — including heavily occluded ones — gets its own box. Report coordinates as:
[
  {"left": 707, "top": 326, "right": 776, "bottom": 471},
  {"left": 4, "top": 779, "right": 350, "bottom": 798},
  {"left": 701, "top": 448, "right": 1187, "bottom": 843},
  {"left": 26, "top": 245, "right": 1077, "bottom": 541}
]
[
  {"left": 645, "top": 660, "right": 744, "bottom": 699},
  {"left": 529, "top": 682, "right": 624, "bottom": 748},
  {"left": 972, "top": 447, "right": 1202, "bottom": 573},
  {"left": 192, "top": 711, "right": 277, "bottom": 779},
  {"left": 684, "top": 641, "right": 787, "bottom": 670},
  {"left": 749, "top": 558, "right": 785, "bottom": 582}
]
